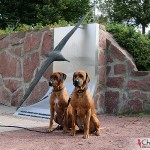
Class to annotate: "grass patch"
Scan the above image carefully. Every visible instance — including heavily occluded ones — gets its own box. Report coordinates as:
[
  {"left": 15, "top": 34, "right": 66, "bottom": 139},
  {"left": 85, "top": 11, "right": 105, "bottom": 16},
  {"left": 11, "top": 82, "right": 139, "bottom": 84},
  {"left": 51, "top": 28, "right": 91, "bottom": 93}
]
[{"left": 122, "top": 110, "right": 150, "bottom": 117}]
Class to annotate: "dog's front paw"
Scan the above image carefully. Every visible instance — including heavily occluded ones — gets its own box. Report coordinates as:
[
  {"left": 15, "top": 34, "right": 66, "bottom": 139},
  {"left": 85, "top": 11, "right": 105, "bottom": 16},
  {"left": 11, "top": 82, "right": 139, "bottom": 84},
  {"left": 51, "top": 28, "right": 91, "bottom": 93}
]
[
  {"left": 95, "top": 130, "right": 100, "bottom": 136},
  {"left": 83, "top": 133, "right": 89, "bottom": 139},
  {"left": 48, "top": 127, "right": 53, "bottom": 132},
  {"left": 70, "top": 130, "right": 76, "bottom": 136},
  {"left": 63, "top": 127, "right": 68, "bottom": 134}
]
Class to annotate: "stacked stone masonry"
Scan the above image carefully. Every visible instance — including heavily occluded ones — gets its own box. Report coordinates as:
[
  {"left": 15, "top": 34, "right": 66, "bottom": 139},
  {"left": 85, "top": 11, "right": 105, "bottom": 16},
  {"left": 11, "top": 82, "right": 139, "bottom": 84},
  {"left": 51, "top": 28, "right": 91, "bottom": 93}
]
[
  {"left": 94, "top": 25, "right": 150, "bottom": 114},
  {"left": 0, "top": 25, "right": 150, "bottom": 114},
  {"left": 0, "top": 29, "right": 53, "bottom": 106}
]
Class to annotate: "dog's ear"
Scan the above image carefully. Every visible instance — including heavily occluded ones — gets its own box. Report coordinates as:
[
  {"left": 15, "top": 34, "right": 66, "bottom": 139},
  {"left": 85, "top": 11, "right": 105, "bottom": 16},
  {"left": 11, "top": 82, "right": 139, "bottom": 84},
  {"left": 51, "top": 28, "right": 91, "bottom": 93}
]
[
  {"left": 73, "top": 73, "right": 75, "bottom": 81},
  {"left": 49, "top": 74, "right": 53, "bottom": 86},
  {"left": 86, "top": 73, "right": 90, "bottom": 83},
  {"left": 60, "top": 72, "right": 67, "bottom": 82}
]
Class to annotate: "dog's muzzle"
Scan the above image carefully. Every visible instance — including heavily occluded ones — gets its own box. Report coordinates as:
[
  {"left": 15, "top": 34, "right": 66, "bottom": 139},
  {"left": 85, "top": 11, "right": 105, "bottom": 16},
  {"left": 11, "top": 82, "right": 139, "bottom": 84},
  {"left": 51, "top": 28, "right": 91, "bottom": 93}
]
[
  {"left": 49, "top": 80, "right": 53, "bottom": 86},
  {"left": 73, "top": 79, "right": 82, "bottom": 87},
  {"left": 49, "top": 81, "right": 57, "bottom": 87}
]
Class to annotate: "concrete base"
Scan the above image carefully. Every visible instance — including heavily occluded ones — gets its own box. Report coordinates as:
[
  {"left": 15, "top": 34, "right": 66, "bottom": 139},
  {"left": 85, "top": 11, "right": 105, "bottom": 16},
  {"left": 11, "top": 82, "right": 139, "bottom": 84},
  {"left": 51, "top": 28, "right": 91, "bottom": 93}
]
[{"left": 14, "top": 82, "right": 96, "bottom": 120}]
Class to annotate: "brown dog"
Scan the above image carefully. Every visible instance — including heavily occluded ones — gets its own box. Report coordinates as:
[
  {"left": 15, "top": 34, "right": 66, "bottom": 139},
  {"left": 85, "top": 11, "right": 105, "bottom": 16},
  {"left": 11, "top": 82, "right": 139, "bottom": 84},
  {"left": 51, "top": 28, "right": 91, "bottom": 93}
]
[
  {"left": 70, "top": 70, "right": 100, "bottom": 139},
  {"left": 48, "top": 72, "right": 72, "bottom": 133}
]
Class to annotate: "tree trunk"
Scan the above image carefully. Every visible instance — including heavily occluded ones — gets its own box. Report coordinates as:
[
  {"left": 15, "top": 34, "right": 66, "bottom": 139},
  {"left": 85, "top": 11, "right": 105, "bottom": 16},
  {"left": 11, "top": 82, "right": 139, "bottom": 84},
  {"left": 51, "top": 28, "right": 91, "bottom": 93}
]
[{"left": 142, "top": 24, "right": 146, "bottom": 34}]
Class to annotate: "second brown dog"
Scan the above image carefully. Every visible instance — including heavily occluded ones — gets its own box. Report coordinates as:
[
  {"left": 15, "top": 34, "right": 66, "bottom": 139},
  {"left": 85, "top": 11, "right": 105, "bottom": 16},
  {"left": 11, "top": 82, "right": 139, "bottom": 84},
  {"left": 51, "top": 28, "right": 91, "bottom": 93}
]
[{"left": 70, "top": 70, "right": 100, "bottom": 139}]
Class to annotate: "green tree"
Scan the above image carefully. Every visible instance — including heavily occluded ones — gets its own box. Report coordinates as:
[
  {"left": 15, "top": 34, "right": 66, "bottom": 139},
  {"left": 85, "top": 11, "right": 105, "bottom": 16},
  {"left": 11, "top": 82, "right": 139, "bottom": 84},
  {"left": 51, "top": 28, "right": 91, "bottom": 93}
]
[
  {"left": 98, "top": 0, "right": 150, "bottom": 34},
  {"left": 0, "top": 0, "right": 91, "bottom": 29},
  {"left": 0, "top": 0, "right": 45, "bottom": 28},
  {"left": 36, "top": 0, "right": 92, "bottom": 25}
]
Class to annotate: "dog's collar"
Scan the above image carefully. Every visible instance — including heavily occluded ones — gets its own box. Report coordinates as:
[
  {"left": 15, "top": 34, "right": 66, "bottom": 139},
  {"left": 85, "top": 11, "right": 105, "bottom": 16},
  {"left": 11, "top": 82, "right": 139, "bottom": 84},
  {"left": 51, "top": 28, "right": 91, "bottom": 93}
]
[
  {"left": 52, "top": 86, "right": 65, "bottom": 92},
  {"left": 74, "top": 86, "right": 88, "bottom": 94}
]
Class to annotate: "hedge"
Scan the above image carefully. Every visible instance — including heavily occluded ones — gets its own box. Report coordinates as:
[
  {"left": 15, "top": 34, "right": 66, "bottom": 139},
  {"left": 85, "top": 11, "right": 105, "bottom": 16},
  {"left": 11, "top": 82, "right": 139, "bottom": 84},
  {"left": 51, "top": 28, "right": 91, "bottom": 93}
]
[{"left": 106, "top": 24, "right": 150, "bottom": 71}]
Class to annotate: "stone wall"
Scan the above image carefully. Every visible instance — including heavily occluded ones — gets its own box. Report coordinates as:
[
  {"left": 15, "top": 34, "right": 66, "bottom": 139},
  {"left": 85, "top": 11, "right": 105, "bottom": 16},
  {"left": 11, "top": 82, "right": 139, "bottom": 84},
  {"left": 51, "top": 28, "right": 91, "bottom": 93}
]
[
  {"left": 94, "top": 25, "right": 150, "bottom": 114},
  {"left": 0, "top": 25, "right": 150, "bottom": 114},
  {"left": 0, "top": 29, "right": 53, "bottom": 106}
]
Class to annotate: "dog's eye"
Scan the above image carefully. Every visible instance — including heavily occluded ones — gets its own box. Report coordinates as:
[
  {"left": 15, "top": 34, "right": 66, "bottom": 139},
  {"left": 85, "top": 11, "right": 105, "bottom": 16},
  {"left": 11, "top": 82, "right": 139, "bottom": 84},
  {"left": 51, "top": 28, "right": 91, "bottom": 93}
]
[
  {"left": 53, "top": 76, "right": 58, "bottom": 80},
  {"left": 74, "top": 75, "right": 77, "bottom": 78},
  {"left": 79, "top": 74, "right": 83, "bottom": 78}
]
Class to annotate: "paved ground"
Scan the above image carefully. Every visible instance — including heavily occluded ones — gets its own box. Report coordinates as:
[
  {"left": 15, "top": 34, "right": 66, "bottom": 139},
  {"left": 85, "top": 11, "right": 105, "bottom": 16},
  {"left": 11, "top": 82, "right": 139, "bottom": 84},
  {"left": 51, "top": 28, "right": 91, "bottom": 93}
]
[
  {"left": 0, "top": 104, "right": 150, "bottom": 150},
  {"left": 0, "top": 105, "right": 49, "bottom": 132}
]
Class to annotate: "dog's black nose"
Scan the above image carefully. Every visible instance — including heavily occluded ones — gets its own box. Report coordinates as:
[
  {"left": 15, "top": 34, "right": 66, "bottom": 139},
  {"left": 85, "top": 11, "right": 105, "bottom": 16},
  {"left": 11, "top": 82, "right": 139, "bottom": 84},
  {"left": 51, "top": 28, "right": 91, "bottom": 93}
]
[
  {"left": 73, "top": 80, "right": 82, "bottom": 87},
  {"left": 49, "top": 81, "right": 53, "bottom": 86}
]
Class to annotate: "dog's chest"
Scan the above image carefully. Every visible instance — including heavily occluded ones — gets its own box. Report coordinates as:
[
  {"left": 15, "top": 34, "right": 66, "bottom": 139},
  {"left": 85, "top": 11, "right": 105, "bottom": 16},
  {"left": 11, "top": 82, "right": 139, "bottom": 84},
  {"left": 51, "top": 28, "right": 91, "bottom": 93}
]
[
  {"left": 76, "top": 108, "right": 87, "bottom": 119},
  {"left": 74, "top": 97, "right": 91, "bottom": 117},
  {"left": 54, "top": 98, "right": 60, "bottom": 113},
  {"left": 54, "top": 98, "right": 59, "bottom": 105}
]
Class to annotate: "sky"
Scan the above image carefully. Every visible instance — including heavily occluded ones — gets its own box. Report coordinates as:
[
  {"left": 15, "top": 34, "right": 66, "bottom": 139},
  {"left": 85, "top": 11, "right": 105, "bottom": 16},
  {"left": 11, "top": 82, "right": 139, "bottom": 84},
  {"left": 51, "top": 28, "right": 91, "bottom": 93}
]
[{"left": 90, "top": 0, "right": 150, "bottom": 34}]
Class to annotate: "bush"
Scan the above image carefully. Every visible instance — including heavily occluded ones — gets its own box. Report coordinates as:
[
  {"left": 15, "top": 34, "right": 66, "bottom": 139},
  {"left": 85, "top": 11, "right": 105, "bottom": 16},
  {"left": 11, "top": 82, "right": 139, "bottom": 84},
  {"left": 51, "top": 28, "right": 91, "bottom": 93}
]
[
  {"left": 0, "top": 24, "right": 32, "bottom": 34},
  {"left": 105, "top": 24, "right": 150, "bottom": 71},
  {"left": 0, "top": 20, "right": 76, "bottom": 34},
  {"left": 15, "top": 24, "right": 33, "bottom": 32},
  {"left": 0, "top": 25, "right": 16, "bottom": 34},
  {"left": 0, "top": 18, "right": 90, "bottom": 35},
  {"left": 46, "top": 20, "right": 74, "bottom": 28},
  {"left": 0, "top": 29, "right": 6, "bottom": 34}
]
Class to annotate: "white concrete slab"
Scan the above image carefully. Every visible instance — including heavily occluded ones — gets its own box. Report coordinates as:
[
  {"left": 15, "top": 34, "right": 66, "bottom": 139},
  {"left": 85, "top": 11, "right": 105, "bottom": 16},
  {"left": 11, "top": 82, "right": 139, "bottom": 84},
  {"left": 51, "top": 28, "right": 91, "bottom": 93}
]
[
  {"left": 14, "top": 23, "right": 99, "bottom": 120},
  {"left": 14, "top": 82, "right": 96, "bottom": 120},
  {"left": 0, "top": 105, "right": 48, "bottom": 132},
  {"left": 53, "top": 23, "right": 99, "bottom": 82}
]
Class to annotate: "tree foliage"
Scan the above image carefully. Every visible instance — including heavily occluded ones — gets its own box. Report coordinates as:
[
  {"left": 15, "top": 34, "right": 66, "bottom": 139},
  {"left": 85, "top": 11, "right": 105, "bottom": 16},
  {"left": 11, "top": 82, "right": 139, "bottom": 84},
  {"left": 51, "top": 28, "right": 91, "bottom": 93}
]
[
  {"left": 0, "top": 0, "right": 91, "bottom": 29},
  {"left": 106, "top": 23, "right": 150, "bottom": 71},
  {"left": 99, "top": 0, "right": 150, "bottom": 34}
]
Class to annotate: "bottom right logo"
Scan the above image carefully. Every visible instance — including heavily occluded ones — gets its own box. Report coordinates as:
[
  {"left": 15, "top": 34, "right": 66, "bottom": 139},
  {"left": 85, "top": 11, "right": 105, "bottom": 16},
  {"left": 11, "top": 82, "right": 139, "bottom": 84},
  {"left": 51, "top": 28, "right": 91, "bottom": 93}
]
[{"left": 137, "top": 138, "right": 150, "bottom": 149}]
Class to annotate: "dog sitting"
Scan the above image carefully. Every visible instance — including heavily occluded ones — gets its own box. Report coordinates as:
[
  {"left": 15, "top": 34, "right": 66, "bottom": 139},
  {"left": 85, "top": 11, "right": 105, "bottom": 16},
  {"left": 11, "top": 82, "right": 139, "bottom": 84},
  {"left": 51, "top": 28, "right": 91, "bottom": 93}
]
[
  {"left": 70, "top": 70, "right": 100, "bottom": 139},
  {"left": 48, "top": 72, "right": 72, "bottom": 133}
]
